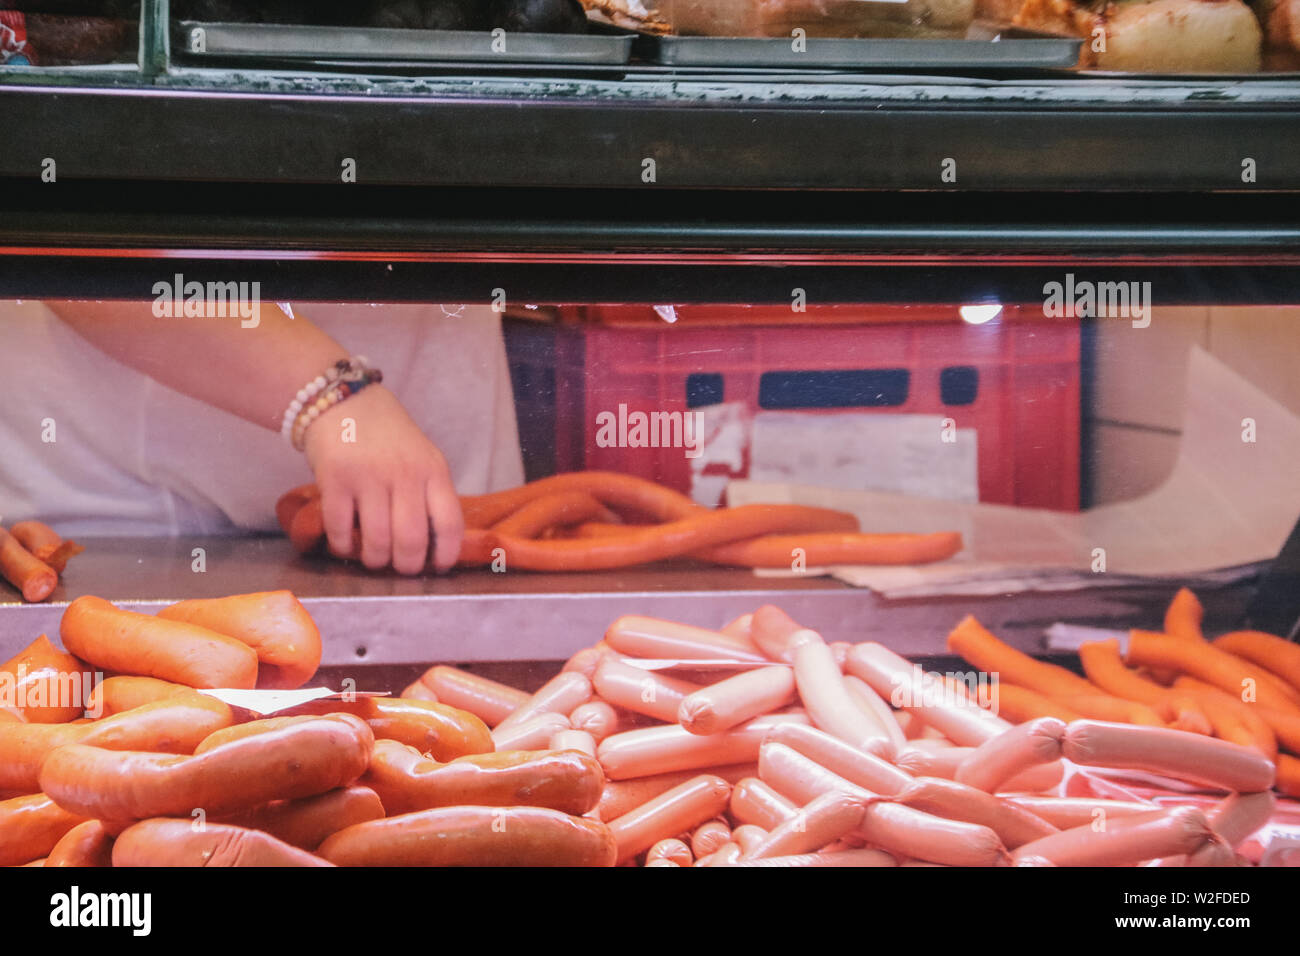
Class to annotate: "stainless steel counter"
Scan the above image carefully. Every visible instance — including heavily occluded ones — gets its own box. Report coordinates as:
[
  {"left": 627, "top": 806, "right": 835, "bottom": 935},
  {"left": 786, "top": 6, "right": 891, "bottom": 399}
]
[{"left": 0, "top": 537, "right": 1249, "bottom": 669}]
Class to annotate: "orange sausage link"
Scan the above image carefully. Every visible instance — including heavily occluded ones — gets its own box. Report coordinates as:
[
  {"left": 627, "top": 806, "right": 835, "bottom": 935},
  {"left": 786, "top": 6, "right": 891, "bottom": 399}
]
[
  {"left": 604, "top": 615, "right": 767, "bottom": 664},
  {"left": 607, "top": 774, "right": 732, "bottom": 863},
  {"left": 729, "top": 776, "right": 800, "bottom": 829},
  {"left": 280, "top": 697, "right": 494, "bottom": 761},
  {"left": 489, "top": 491, "right": 619, "bottom": 538},
  {"left": 592, "top": 656, "right": 703, "bottom": 724},
  {"left": 955, "top": 718, "right": 1067, "bottom": 793},
  {"left": 418, "top": 666, "right": 530, "bottom": 728},
  {"left": 747, "top": 790, "right": 868, "bottom": 859},
  {"left": 990, "top": 684, "right": 1083, "bottom": 724},
  {"left": 893, "top": 777, "right": 1059, "bottom": 849},
  {"left": 1214, "top": 630, "right": 1300, "bottom": 694},
  {"left": 494, "top": 671, "right": 593, "bottom": 732},
  {"left": 491, "top": 712, "right": 569, "bottom": 751},
  {"left": 694, "top": 531, "right": 962, "bottom": 568},
  {"left": 45, "top": 819, "right": 114, "bottom": 867},
  {"left": 157, "top": 591, "right": 322, "bottom": 690},
  {"left": 40, "top": 714, "right": 374, "bottom": 821},
  {"left": 1061, "top": 719, "right": 1276, "bottom": 793},
  {"left": 1012, "top": 806, "right": 1215, "bottom": 866},
  {"left": 0, "top": 695, "right": 233, "bottom": 793},
  {"left": 460, "top": 471, "right": 703, "bottom": 529},
  {"left": 60, "top": 596, "right": 259, "bottom": 690},
  {"left": 1170, "top": 677, "right": 1278, "bottom": 760},
  {"left": 112, "top": 818, "right": 333, "bottom": 867},
  {"left": 216, "top": 786, "right": 386, "bottom": 851},
  {"left": 0, "top": 527, "right": 57, "bottom": 603},
  {"left": 0, "top": 793, "right": 86, "bottom": 866},
  {"left": 847, "top": 643, "right": 1013, "bottom": 747},
  {"left": 9, "top": 521, "right": 82, "bottom": 572},
  {"left": 0, "top": 634, "right": 88, "bottom": 723},
  {"left": 1164, "top": 587, "right": 1205, "bottom": 641},
  {"left": 948, "top": 615, "right": 1098, "bottom": 699},
  {"left": 598, "top": 714, "right": 808, "bottom": 781},
  {"left": 362, "top": 739, "right": 604, "bottom": 816},
  {"left": 319, "top": 805, "right": 618, "bottom": 867},
  {"left": 1126, "top": 629, "right": 1300, "bottom": 715},
  {"left": 678, "top": 666, "right": 796, "bottom": 736}
]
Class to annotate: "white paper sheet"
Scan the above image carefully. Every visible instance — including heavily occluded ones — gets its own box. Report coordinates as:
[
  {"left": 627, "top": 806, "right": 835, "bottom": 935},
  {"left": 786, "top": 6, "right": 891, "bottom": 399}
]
[{"left": 728, "top": 348, "right": 1300, "bottom": 596}]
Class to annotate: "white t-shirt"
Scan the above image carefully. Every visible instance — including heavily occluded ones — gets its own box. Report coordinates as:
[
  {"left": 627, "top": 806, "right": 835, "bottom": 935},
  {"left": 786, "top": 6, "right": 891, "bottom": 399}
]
[{"left": 0, "top": 300, "right": 524, "bottom": 537}]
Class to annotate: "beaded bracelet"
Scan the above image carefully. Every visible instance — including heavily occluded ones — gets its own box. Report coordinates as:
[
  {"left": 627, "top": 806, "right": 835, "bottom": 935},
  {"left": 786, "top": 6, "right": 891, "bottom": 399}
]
[{"left": 281, "top": 357, "right": 383, "bottom": 451}]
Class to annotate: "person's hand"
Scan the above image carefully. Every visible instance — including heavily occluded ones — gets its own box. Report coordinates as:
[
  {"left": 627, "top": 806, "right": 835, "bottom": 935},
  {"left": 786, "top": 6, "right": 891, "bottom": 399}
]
[{"left": 302, "top": 384, "right": 464, "bottom": 574}]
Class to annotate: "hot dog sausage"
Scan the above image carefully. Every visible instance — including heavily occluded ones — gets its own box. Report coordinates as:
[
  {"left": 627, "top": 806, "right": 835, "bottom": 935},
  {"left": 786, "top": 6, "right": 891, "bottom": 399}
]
[
  {"left": 594, "top": 763, "right": 756, "bottom": 822},
  {"left": 764, "top": 723, "right": 913, "bottom": 796},
  {"left": 569, "top": 700, "right": 619, "bottom": 741},
  {"left": 678, "top": 666, "right": 796, "bottom": 736},
  {"left": 842, "top": 675, "right": 908, "bottom": 755},
  {"left": 0, "top": 527, "right": 57, "bottom": 603},
  {"left": 747, "top": 790, "right": 868, "bottom": 860},
  {"left": 319, "top": 805, "right": 618, "bottom": 867},
  {"left": 729, "top": 776, "right": 800, "bottom": 829},
  {"left": 607, "top": 774, "right": 732, "bottom": 863},
  {"left": 0, "top": 634, "right": 87, "bottom": 723},
  {"left": 795, "top": 633, "right": 893, "bottom": 757},
  {"left": 892, "top": 777, "right": 1059, "bottom": 849},
  {"left": 604, "top": 615, "right": 767, "bottom": 664},
  {"left": 1001, "top": 795, "right": 1157, "bottom": 830},
  {"left": 1011, "top": 806, "right": 1216, "bottom": 866},
  {"left": 721, "top": 848, "right": 898, "bottom": 867},
  {"left": 858, "top": 802, "right": 1010, "bottom": 867},
  {"left": 690, "top": 819, "right": 732, "bottom": 858},
  {"left": 593, "top": 656, "right": 703, "bottom": 724},
  {"left": 84, "top": 676, "right": 191, "bottom": 717},
  {"left": 0, "top": 793, "right": 85, "bottom": 866},
  {"left": 954, "top": 718, "right": 1067, "bottom": 793},
  {"left": 494, "top": 671, "right": 593, "bottom": 732},
  {"left": 280, "top": 697, "right": 494, "bottom": 761},
  {"left": 647, "top": 837, "right": 693, "bottom": 866},
  {"left": 598, "top": 714, "right": 808, "bottom": 780},
  {"left": 550, "top": 729, "right": 598, "bottom": 758},
  {"left": 491, "top": 712, "right": 570, "bottom": 752},
  {"left": 1061, "top": 719, "right": 1276, "bottom": 793},
  {"left": 418, "top": 666, "right": 530, "bottom": 728},
  {"left": 44, "top": 819, "right": 113, "bottom": 868}
]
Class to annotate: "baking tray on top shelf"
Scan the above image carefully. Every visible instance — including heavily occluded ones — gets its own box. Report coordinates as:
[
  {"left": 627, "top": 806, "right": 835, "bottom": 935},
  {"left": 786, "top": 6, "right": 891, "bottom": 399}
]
[
  {"left": 173, "top": 21, "right": 635, "bottom": 66},
  {"left": 649, "top": 27, "right": 1084, "bottom": 69}
]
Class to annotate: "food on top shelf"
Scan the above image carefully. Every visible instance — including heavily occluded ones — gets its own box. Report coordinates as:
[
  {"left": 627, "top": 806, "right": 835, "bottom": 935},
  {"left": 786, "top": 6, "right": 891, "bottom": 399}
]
[
  {"left": 3, "top": 585, "right": 1297, "bottom": 866},
  {"left": 277, "top": 471, "right": 964, "bottom": 572},
  {"left": 0, "top": 522, "right": 81, "bottom": 604}
]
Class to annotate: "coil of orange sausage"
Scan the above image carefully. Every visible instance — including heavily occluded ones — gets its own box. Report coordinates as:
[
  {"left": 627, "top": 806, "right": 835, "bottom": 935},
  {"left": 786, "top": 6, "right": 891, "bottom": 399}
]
[
  {"left": 594, "top": 763, "right": 756, "bottom": 822},
  {"left": 489, "top": 491, "right": 620, "bottom": 538},
  {"left": 0, "top": 695, "right": 234, "bottom": 793},
  {"left": 0, "top": 793, "right": 86, "bottom": 866},
  {"left": 592, "top": 656, "right": 704, "bottom": 724},
  {"left": 112, "top": 818, "right": 333, "bottom": 867},
  {"left": 597, "top": 713, "right": 808, "bottom": 780},
  {"left": 0, "top": 527, "right": 57, "bottom": 603},
  {"left": 764, "top": 723, "right": 912, "bottom": 797},
  {"left": 419, "top": 666, "right": 530, "bottom": 728},
  {"left": 1060, "top": 719, "right": 1276, "bottom": 793},
  {"left": 494, "top": 671, "right": 593, "bottom": 732},
  {"left": 39, "top": 714, "right": 374, "bottom": 822},
  {"left": 1011, "top": 806, "right": 1217, "bottom": 866},
  {"left": 892, "top": 777, "right": 1059, "bottom": 849},
  {"left": 216, "top": 786, "right": 386, "bottom": 851},
  {"left": 319, "top": 805, "right": 618, "bottom": 867},
  {"left": 694, "top": 531, "right": 963, "bottom": 568},
  {"left": 954, "top": 718, "right": 1067, "bottom": 794},
  {"left": 60, "top": 596, "right": 259, "bottom": 690},
  {"left": 604, "top": 615, "right": 766, "bottom": 664},
  {"left": 846, "top": 644, "right": 1013, "bottom": 747},
  {"left": 746, "top": 790, "right": 869, "bottom": 860},
  {"left": 460, "top": 471, "right": 703, "bottom": 529},
  {"left": 794, "top": 630, "right": 895, "bottom": 757},
  {"left": 1213, "top": 630, "right": 1300, "bottom": 694},
  {"left": 678, "top": 665, "right": 796, "bottom": 736},
  {"left": 279, "top": 697, "right": 494, "bottom": 761},
  {"left": 491, "top": 712, "right": 570, "bottom": 752},
  {"left": 361, "top": 739, "right": 603, "bottom": 816},
  {"left": 606, "top": 774, "right": 732, "bottom": 864},
  {"left": 44, "top": 819, "right": 114, "bottom": 868},
  {"left": 157, "top": 591, "right": 322, "bottom": 690},
  {"left": 0, "top": 634, "right": 87, "bottom": 723}
]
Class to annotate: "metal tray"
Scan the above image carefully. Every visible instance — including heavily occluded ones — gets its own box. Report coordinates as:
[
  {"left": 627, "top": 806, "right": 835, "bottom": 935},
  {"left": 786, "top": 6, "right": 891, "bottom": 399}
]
[
  {"left": 652, "top": 35, "right": 1083, "bottom": 69},
  {"left": 176, "top": 21, "right": 634, "bottom": 66}
]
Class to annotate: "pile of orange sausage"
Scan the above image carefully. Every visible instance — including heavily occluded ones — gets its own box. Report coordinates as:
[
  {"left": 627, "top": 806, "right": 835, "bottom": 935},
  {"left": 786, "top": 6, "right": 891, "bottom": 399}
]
[
  {"left": 276, "top": 471, "right": 964, "bottom": 571},
  {"left": 4, "top": 588, "right": 1297, "bottom": 866},
  {"left": 0, "top": 521, "right": 82, "bottom": 604}
]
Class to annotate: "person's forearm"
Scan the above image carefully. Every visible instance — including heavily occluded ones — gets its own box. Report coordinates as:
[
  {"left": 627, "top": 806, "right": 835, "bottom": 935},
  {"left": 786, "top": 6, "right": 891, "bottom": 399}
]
[{"left": 46, "top": 299, "right": 349, "bottom": 432}]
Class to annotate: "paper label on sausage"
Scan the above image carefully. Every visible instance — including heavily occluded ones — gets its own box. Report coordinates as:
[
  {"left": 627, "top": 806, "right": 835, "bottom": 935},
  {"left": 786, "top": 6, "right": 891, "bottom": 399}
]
[{"left": 197, "top": 687, "right": 389, "bottom": 715}]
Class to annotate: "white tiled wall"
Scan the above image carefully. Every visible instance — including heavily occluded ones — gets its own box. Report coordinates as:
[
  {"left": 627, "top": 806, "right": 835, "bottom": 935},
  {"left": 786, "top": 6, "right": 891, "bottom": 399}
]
[{"left": 1088, "top": 306, "right": 1300, "bottom": 505}]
